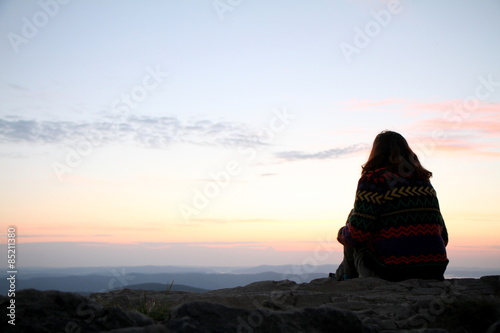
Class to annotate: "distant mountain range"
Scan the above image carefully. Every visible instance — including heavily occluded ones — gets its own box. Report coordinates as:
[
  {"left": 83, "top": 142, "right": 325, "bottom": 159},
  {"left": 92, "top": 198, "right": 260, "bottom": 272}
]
[
  {"left": 111, "top": 282, "right": 209, "bottom": 294},
  {"left": 1, "top": 264, "right": 498, "bottom": 296},
  {"left": 0, "top": 265, "right": 336, "bottom": 296}
]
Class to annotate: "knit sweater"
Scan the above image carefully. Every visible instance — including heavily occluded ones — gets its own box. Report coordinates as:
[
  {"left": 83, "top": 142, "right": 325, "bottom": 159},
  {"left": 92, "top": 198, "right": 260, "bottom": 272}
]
[{"left": 338, "top": 167, "right": 449, "bottom": 281}]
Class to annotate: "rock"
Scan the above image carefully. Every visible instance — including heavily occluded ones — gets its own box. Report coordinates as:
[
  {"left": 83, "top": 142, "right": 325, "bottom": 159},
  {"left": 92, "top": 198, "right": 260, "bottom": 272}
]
[
  {"left": 1, "top": 276, "right": 499, "bottom": 332},
  {"left": 104, "top": 324, "right": 169, "bottom": 333},
  {"left": 94, "top": 307, "right": 154, "bottom": 330},
  {"left": 166, "top": 300, "right": 368, "bottom": 333},
  {"left": 0, "top": 289, "right": 155, "bottom": 333},
  {"left": 481, "top": 275, "right": 500, "bottom": 296},
  {"left": 487, "top": 319, "right": 500, "bottom": 333}
]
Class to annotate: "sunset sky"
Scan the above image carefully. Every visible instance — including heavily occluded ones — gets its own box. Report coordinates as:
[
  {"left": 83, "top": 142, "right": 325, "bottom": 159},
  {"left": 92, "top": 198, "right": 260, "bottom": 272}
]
[{"left": 1, "top": 0, "right": 499, "bottom": 270}]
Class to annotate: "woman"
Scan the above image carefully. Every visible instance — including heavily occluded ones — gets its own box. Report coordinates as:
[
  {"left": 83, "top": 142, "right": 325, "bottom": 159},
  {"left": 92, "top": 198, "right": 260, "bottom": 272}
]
[{"left": 336, "top": 131, "right": 449, "bottom": 281}]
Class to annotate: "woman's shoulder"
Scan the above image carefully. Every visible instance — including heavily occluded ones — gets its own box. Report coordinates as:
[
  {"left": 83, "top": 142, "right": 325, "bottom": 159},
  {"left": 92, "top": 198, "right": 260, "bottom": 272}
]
[
  {"left": 360, "top": 167, "right": 396, "bottom": 183},
  {"left": 361, "top": 167, "right": 432, "bottom": 187}
]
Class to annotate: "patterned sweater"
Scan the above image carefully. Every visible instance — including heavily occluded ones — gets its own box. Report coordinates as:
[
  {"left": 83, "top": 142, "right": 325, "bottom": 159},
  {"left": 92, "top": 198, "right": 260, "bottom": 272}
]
[{"left": 338, "top": 167, "right": 449, "bottom": 281}]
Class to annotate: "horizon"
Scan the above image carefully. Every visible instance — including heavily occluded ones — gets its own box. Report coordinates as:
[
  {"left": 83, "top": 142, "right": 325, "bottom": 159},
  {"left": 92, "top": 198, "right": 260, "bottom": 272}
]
[
  {"left": 1, "top": 1, "right": 500, "bottom": 271},
  {"left": 2, "top": 263, "right": 499, "bottom": 272}
]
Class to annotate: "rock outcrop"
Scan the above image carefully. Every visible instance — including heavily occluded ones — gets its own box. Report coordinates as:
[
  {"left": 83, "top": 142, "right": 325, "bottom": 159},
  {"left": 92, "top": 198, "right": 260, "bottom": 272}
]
[{"left": 1, "top": 276, "right": 499, "bottom": 332}]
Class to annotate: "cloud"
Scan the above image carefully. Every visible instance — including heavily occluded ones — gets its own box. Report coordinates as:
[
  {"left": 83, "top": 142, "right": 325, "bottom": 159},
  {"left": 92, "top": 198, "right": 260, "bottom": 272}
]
[
  {"left": 260, "top": 173, "right": 277, "bottom": 177},
  {"left": 0, "top": 114, "right": 263, "bottom": 149},
  {"left": 407, "top": 101, "right": 500, "bottom": 157},
  {"left": 415, "top": 113, "right": 500, "bottom": 138},
  {"left": 408, "top": 100, "right": 500, "bottom": 115},
  {"left": 0, "top": 151, "right": 27, "bottom": 158},
  {"left": 0, "top": 234, "right": 113, "bottom": 238},
  {"left": 184, "top": 218, "right": 283, "bottom": 226},
  {"left": 275, "top": 143, "right": 369, "bottom": 161},
  {"left": 4, "top": 83, "right": 28, "bottom": 91},
  {"left": 339, "top": 98, "right": 500, "bottom": 157},
  {"left": 341, "top": 98, "right": 500, "bottom": 120}
]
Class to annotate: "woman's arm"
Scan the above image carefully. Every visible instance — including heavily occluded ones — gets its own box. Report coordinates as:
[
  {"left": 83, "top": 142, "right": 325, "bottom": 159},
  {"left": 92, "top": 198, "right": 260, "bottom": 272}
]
[{"left": 337, "top": 171, "right": 387, "bottom": 248}]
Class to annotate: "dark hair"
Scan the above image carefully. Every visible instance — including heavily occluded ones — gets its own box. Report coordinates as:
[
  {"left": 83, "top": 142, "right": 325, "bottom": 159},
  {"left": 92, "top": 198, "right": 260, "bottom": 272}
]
[{"left": 362, "top": 130, "right": 432, "bottom": 179}]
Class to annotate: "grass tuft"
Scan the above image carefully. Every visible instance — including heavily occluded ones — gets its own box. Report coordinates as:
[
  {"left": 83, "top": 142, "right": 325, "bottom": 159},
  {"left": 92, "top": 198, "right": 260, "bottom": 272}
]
[{"left": 94, "top": 280, "right": 174, "bottom": 322}]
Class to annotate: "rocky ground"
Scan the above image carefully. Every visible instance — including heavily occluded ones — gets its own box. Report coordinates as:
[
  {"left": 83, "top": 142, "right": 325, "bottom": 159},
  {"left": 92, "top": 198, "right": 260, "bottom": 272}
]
[{"left": 1, "top": 275, "right": 499, "bottom": 332}]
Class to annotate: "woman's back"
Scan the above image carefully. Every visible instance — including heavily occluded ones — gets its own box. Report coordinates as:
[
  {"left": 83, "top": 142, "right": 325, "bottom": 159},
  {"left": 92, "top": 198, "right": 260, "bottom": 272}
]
[
  {"left": 349, "top": 167, "right": 448, "bottom": 281},
  {"left": 337, "top": 131, "right": 449, "bottom": 282}
]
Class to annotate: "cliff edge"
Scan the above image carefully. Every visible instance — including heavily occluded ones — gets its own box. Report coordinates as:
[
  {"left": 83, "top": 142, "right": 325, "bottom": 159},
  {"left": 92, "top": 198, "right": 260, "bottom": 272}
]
[{"left": 2, "top": 275, "right": 499, "bottom": 332}]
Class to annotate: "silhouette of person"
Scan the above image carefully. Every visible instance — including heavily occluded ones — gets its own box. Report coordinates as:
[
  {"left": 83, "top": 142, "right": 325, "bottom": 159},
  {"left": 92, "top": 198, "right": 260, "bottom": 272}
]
[{"left": 336, "top": 131, "right": 449, "bottom": 281}]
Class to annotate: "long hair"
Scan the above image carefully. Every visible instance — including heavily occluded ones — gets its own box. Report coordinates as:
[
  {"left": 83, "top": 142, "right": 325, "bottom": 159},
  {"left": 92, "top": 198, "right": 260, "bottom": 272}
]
[{"left": 362, "top": 131, "right": 432, "bottom": 179}]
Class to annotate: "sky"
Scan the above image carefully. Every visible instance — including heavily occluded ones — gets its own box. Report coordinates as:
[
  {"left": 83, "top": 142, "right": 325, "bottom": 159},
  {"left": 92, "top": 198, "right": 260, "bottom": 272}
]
[{"left": 0, "top": 0, "right": 499, "bottom": 270}]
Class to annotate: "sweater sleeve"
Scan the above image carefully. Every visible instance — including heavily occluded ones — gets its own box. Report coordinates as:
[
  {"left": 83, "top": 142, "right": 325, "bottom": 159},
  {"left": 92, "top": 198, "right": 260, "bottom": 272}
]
[{"left": 338, "top": 171, "right": 387, "bottom": 248}]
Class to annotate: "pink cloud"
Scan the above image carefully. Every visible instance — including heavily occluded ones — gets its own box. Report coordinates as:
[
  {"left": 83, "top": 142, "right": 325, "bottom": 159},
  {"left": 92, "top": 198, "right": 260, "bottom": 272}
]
[
  {"left": 408, "top": 100, "right": 500, "bottom": 115},
  {"left": 408, "top": 123, "right": 500, "bottom": 158},
  {"left": 341, "top": 98, "right": 500, "bottom": 117},
  {"left": 416, "top": 116, "right": 500, "bottom": 136},
  {"left": 340, "top": 98, "right": 500, "bottom": 157}
]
